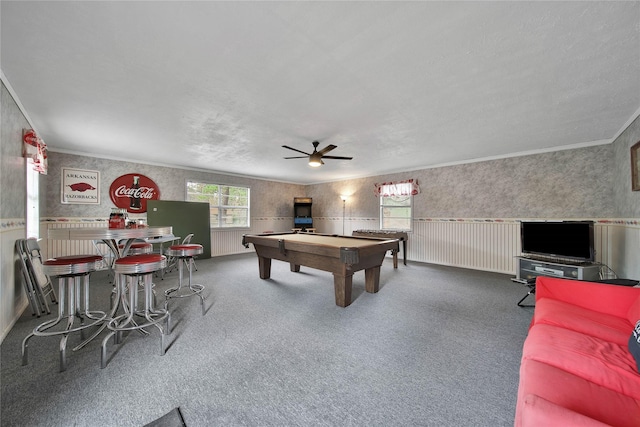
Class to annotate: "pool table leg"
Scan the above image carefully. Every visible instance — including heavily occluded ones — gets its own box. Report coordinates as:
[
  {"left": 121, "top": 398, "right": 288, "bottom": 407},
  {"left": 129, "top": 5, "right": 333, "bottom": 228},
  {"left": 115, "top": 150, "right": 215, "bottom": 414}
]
[
  {"left": 258, "top": 256, "right": 271, "bottom": 279},
  {"left": 402, "top": 240, "right": 407, "bottom": 265},
  {"left": 333, "top": 274, "right": 353, "bottom": 307},
  {"left": 365, "top": 266, "right": 381, "bottom": 293}
]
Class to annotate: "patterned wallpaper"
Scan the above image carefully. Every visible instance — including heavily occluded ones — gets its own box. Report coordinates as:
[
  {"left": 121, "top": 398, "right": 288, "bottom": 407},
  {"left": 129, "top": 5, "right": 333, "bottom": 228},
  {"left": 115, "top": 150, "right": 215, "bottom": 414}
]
[
  {"left": 43, "top": 137, "right": 625, "bottom": 222},
  {"left": 1, "top": 82, "right": 29, "bottom": 219},
  {"left": 307, "top": 144, "right": 616, "bottom": 219},
  {"left": 613, "top": 114, "right": 640, "bottom": 218},
  {"left": 417, "top": 145, "right": 615, "bottom": 218},
  {"left": 45, "top": 152, "right": 305, "bottom": 219}
]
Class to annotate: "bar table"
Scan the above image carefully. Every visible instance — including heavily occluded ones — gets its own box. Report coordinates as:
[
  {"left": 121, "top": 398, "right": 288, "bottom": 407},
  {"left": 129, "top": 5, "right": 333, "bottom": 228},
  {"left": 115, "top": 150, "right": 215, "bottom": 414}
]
[
  {"left": 48, "top": 226, "right": 173, "bottom": 258},
  {"left": 47, "top": 226, "right": 173, "bottom": 351}
]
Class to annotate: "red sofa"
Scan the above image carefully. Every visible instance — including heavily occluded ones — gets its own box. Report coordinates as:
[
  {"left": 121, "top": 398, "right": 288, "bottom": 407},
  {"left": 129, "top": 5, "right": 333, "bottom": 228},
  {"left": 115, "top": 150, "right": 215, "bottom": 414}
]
[{"left": 515, "top": 276, "right": 640, "bottom": 426}]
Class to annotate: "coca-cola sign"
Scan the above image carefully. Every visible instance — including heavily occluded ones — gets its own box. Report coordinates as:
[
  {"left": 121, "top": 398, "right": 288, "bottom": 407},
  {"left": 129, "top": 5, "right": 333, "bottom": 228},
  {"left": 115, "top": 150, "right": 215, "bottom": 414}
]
[{"left": 109, "top": 173, "right": 160, "bottom": 213}]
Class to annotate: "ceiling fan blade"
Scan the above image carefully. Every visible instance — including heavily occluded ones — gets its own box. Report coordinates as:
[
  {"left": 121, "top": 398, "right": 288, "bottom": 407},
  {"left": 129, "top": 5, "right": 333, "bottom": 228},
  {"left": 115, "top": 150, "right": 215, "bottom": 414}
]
[
  {"left": 322, "top": 155, "right": 353, "bottom": 160},
  {"left": 282, "top": 145, "right": 310, "bottom": 156},
  {"left": 317, "top": 144, "right": 337, "bottom": 156},
  {"left": 283, "top": 156, "right": 308, "bottom": 159}
]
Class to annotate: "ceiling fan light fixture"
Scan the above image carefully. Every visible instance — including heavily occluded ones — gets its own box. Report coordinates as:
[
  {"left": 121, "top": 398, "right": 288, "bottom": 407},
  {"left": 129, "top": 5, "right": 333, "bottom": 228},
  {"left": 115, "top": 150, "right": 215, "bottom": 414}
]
[
  {"left": 283, "top": 141, "right": 351, "bottom": 167},
  {"left": 308, "top": 153, "right": 323, "bottom": 167}
]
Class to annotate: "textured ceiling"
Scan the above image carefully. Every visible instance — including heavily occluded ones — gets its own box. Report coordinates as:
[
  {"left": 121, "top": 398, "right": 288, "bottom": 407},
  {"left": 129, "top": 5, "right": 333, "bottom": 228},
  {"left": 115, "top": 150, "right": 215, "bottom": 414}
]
[{"left": 2, "top": 1, "right": 639, "bottom": 184}]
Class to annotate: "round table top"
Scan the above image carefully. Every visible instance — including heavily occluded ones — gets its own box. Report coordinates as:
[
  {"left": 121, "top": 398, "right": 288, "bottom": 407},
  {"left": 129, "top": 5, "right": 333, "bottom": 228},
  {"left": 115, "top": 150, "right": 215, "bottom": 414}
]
[{"left": 48, "top": 226, "right": 173, "bottom": 241}]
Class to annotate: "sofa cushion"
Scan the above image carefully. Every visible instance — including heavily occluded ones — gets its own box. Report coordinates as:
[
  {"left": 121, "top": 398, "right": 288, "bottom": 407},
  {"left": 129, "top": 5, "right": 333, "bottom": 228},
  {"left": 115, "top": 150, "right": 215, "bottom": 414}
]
[
  {"left": 520, "top": 394, "right": 611, "bottom": 427},
  {"left": 516, "top": 358, "right": 640, "bottom": 427},
  {"left": 523, "top": 324, "right": 640, "bottom": 400},
  {"left": 534, "top": 297, "right": 632, "bottom": 346},
  {"left": 627, "top": 296, "right": 640, "bottom": 326},
  {"left": 536, "top": 277, "right": 640, "bottom": 318}
]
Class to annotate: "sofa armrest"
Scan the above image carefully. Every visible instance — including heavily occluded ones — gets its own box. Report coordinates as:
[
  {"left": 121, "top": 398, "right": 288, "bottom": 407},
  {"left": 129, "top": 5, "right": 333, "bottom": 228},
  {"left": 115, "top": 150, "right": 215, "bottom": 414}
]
[
  {"left": 535, "top": 276, "right": 640, "bottom": 319},
  {"left": 519, "top": 394, "right": 610, "bottom": 427}
]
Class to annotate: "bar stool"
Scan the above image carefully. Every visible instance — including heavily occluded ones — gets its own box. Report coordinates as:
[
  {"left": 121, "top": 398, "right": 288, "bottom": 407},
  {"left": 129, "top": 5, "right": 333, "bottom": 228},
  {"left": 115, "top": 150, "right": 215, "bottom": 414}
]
[
  {"left": 165, "top": 244, "right": 205, "bottom": 315},
  {"left": 111, "top": 241, "right": 154, "bottom": 309},
  {"left": 118, "top": 241, "right": 153, "bottom": 255},
  {"left": 22, "top": 255, "right": 105, "bottom": 372},
  {"left": 101, "top": 253, "right": 169, "bottom": 368}
]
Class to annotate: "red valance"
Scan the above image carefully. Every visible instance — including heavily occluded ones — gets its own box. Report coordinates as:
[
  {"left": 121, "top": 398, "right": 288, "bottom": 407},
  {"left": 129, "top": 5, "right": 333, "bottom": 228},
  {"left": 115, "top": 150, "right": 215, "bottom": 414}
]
[
  {"left": 23, "top": 129, "right": 47, "bottom": 174},
  {"left": 374, "top": 179, "right": 420, "bottom": 197}
]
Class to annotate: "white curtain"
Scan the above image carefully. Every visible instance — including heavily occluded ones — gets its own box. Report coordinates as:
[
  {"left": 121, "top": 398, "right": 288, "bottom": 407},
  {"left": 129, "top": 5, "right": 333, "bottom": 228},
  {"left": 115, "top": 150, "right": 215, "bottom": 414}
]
[{"left": 374, "top": 179, "right": 420, "bottom": 197}]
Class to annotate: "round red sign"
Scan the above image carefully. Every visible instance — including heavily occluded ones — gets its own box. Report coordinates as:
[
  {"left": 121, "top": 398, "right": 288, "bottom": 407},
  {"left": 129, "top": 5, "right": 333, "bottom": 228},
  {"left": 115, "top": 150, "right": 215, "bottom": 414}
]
[{"left": 109, "top": 173, "right": 160, "bottom": 213}]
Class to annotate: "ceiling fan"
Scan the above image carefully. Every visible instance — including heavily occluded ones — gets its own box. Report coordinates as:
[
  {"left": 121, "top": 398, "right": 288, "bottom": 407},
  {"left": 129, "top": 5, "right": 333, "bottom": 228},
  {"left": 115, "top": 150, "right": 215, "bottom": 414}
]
[{"left": 282, "top": 141, "right": 353, "bottom": 167}]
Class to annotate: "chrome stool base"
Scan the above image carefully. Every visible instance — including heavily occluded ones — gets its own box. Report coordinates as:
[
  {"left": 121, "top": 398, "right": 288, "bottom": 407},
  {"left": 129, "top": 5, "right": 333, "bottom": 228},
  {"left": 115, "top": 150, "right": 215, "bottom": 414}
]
[
  {"left": 165, "top": 244, "right": 206, "bottom": 316},
  {"left": 110, "top": 242, "right": 155, "bottom": 309},
  {"left": 21, "top": 255, "right": 104, "bottom": 372},
  {"left": 101, "top": 254, "right": 168, "bottom": 368}
]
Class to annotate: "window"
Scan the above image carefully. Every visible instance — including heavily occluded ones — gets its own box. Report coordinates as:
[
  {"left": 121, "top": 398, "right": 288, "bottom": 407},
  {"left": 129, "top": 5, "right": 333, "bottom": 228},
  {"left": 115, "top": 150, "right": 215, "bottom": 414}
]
[
  {"left": 186, "top": 182, "right": 250, "bottom": 228},
  {"left": 380, "top": 194, "right": 412, "bottom": 231},
  {"left": 26, "top": 158, "right": 39, "bottom": 239},
  {"left": 376, "top": 179, "right": 419, "bottom": 231}
]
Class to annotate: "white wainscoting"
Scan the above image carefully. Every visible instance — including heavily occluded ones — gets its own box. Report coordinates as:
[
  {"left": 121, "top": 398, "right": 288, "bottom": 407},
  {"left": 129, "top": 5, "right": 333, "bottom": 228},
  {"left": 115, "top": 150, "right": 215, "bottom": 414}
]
[
  {"left": 42, "top": 218, "right": 640, "bottom": 279},
  {"left": 309, "top": 218, "right": 640, "bottom": 278},
  {"left": 1, "top": 224, "right": 29, "bottom": 342},
  {"left": 595, "top": 222, "right": 640, "bottom": 280},
  {"left": 42, "top": 218, "right": 293, "bottom": 259},
  {"left": 410, "top": 220, "right": 520, "bottom": 274},
  {"left": 44, "top": 221, "right": 107, "bottom": 259},
  {"left": 211, "top": 228, "right": 254, "bottom": 257}
]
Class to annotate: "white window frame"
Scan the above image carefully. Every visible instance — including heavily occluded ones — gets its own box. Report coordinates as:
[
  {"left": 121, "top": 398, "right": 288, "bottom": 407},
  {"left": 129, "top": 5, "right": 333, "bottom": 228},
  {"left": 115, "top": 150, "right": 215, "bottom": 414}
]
[
  {"left": 379, "top": 191, "right": 413, "bottom": 231},
  {"left": 186, "top": 181, "right": 250, "bottom": 229},
  {"left": 26, "top": 158, "right": 40, "bottom": 239}
]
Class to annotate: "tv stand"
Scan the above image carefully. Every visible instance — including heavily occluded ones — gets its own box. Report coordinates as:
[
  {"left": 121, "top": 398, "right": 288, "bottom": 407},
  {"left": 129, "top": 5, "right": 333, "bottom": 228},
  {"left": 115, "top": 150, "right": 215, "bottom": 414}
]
[{"left": 516, "top": 256, "right": 600, "bottom": 282}]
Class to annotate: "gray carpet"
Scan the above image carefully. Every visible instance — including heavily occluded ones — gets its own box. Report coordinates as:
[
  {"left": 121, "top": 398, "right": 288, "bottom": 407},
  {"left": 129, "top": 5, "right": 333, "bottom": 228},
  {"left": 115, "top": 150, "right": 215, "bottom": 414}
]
[
  {"left": 144, "top": 407, "right": 187, "bottom": 427},
  {"left": 1, "top": 253, "right": 533, "bottom": 426}
]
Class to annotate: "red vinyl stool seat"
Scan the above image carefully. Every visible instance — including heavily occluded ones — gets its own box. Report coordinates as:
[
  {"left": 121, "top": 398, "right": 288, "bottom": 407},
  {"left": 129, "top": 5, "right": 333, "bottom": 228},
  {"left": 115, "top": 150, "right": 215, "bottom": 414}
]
[
  {"left": 101, "top": 254, "right": 169, "bottom": 368},
  {"left": 22, "top": 255, "right": 105, "bottom": 372},
  {"left": 164, "top": 244, "right": 205, "bottom": 315}
]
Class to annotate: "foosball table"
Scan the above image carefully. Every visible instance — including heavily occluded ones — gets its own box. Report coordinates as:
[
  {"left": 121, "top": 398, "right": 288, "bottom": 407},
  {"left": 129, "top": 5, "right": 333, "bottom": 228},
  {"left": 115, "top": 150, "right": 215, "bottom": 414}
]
[{"left": 352, "top": 229, "right": 408, "bottom": 267}]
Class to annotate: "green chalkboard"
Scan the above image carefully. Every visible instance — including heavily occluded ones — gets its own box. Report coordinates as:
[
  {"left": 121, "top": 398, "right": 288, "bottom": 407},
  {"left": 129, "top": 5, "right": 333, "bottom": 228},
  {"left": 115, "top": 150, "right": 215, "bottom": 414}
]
[{"left": 146, "top": 200, "right": 211, "bottom": 259}]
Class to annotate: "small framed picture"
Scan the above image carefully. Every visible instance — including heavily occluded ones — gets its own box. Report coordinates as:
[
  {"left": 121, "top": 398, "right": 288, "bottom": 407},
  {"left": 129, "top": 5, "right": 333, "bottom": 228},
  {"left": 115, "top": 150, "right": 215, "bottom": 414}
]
[
  {"left": 632, "top": 141, "right": 640, "bottom": 191},
  {"left": 61, "top": 168, "right": 100, "bottom": 204}
]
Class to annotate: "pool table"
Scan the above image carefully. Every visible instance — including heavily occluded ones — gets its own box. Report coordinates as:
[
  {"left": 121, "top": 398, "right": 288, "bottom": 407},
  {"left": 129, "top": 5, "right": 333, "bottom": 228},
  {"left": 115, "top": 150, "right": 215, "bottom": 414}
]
[{"left": 242, "top": 232, "right": 399, "bottom": 307}]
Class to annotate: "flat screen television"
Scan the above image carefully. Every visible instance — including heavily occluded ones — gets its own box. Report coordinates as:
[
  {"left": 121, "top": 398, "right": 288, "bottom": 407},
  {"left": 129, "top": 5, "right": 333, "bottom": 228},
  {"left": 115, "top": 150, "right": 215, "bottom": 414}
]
[{"left": 520, "top": 221, "right": 595, "bottom": 263}]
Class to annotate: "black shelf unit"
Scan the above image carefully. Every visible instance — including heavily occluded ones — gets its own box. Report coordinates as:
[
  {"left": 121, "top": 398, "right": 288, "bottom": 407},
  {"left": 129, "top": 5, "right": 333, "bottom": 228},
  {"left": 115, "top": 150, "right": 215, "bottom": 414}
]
[{"left": 516, "top": 256, "right": 600, "bottom": 282}]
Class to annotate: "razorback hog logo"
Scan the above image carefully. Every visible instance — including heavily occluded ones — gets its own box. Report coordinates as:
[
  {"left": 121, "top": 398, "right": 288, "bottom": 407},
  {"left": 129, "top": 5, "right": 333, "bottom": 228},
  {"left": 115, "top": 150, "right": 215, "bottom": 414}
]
[
  {"left": 109, "top": 173, "right": 160, "bottom": 213},
  {"left": 68, "top": 182, "right": 96, "bottom": 192}
]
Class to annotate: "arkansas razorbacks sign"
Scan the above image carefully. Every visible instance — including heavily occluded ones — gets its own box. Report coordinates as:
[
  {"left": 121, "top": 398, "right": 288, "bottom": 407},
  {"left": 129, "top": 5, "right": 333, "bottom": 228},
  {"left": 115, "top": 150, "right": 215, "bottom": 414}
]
[
  {"left": 61, "top": 168, "right": 100, "bottom": 204},
  {"left": 109, "top": 173, "right": 160, "bottom": 213}
]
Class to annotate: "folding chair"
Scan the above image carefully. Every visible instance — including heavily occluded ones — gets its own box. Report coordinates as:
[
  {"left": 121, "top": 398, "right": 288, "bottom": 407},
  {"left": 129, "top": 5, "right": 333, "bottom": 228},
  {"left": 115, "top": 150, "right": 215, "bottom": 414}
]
[
  {"left": 23, "top": 238, "right": 58, "bottom": 315},
  {"left": 93, "top": 240, "right": 117, "bottom": 281},
  {"left": 16, "top": 239, "right": 43, "bottom": 317}
]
